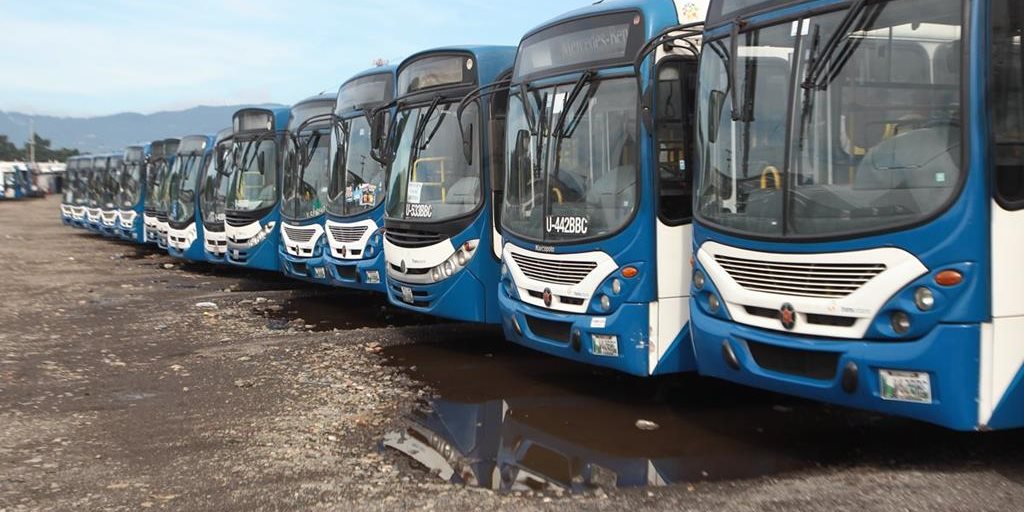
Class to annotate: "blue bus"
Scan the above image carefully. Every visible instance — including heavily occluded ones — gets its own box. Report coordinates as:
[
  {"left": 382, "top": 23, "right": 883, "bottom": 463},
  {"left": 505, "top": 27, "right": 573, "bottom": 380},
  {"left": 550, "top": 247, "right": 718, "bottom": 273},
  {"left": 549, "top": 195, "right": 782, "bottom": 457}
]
[
  {"left": 1, "top": 164, "right": 32, "bottom": 200},
  {"left": 199, "top": 128, "right": 234, "bottom": 263},
  {"left": 278, "top": 93, "right": 339, "bottom": 283},
  {"left": 316, "top": 67, "right": 397, "bottom": 291},
  {"left": 223, "top": 107, "right": 293, "bottom": 271},
  {"left": 498, "top": 0, "right": 706, "bottom": 376},
  {"left": 117, "top": 144, "right": 150, "bottom": 242},
  {"left": 153, "top": 138, "right": 181, "bottom": 249},
  {"left": 381, "top": 46, "right": 516, "bottom": 323},
  {"left": 60, "top": 157, "right": 83, "bottom": 225},
  {"left": 144, "top": 140, "right": 169, "bottom": 244},
  {"left": 689, "top": 0, "right": 1024, "bottom": 431},
  {"left": 85, "top": 155, "right": 107, "bottom": 233},
  {"left": 167, "top": 135, "right": 215, "bottom": 261},
  {"left": 70, "top": 157, "right": 91, "bottom": 228},
  {"left": 100, "top": 153, "right": 124, "bottom": 237}
]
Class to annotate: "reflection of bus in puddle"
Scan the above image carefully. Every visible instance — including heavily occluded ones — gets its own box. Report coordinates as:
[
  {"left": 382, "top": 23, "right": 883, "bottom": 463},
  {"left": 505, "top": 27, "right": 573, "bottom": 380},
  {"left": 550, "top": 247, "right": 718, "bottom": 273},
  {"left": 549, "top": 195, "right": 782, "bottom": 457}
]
[{"left": 385, "top": 397, "right": 810, "bottom": 493}]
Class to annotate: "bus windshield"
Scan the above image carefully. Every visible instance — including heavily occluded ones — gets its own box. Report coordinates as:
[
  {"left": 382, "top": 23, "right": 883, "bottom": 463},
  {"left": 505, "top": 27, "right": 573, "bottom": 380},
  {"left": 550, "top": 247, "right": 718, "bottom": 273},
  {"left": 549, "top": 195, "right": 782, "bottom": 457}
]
[
  {"left": 120, "top": 150, "right": 145, "bottom": 209},
  {"left": 75, "top": 166, "right": 91, "bottom": 206},
  {"left": 282, "top": 126, "right": 331, "bottom": 221},
  {"left": 63, "top": 161, "right": 77, "bottom": 204},
  {"left": 385, "top": 101, "right": 481, "bottom": 223},
  {"left": 696, "top": 0, "right": 963, "bottom": 238},
  {"left": 226, "top": 134, "right": 279, "bottom": 213},
  {"left": 105, "top": 156, "right": 123, "bottom": 208},
  {"left": 145, "top": 158, "right": 166, "bottom": 210},
  {"left": 169, "top": 152, "right": 205, "bottom": 223},
  {"left": 327, "top": 115, "right": 387, "bottom": 217},
  {"left": 503, "top": 77, "right": 639, "bottom": 243},
  {"left": 200, "top": 142, "right": 232, "bottom": 226}
]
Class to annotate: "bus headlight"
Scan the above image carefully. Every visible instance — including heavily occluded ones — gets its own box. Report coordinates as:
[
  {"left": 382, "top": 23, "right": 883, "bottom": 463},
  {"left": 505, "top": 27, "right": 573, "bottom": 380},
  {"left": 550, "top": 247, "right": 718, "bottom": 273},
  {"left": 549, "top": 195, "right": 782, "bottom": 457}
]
[
  {"left": 611, "top": 279, "right": 622, "bottom": 295},
  {"left": 708, "top": 294, "right": 721, "bottom": 313},
  {"left": 599, "top": 294, "right": 611, "bottom": 311},
  {"left": 426, "top": 239, "right": 479, "bottom": 284},
  {"left": 914, "top": 288, "right": 935, "bottom": 311},
  {"left": 891, "top": 311, "right": 911, "bottom": 335},
  {"left": 694, "top": 270, "right": 706, "bottom": 290}
]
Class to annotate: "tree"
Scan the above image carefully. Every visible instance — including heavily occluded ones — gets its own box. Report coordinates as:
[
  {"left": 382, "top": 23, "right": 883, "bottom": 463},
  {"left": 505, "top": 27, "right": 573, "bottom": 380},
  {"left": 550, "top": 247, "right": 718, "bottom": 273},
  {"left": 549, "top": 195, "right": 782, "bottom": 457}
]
[{"left": 0, "top": 135, "right": 20, "bottom": 160}]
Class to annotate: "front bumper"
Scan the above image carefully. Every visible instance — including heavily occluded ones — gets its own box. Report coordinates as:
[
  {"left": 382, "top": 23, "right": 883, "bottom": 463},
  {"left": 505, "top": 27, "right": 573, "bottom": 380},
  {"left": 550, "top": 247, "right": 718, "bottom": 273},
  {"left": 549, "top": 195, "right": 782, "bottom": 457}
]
[
  {"left": 690, "top": 305, "right": 982, "bottom": 431},
  {"left": 499, "top": 291, "right": 653, "bottom": 376},
  {"left": 387, "top": 268, "right": 492, "bottom": 324},
  {"left": 322, "top": 251, "right": 387, "bottom": 293},
  {"left": 279, "top": 248, "right": 332, "bottom": 285}
]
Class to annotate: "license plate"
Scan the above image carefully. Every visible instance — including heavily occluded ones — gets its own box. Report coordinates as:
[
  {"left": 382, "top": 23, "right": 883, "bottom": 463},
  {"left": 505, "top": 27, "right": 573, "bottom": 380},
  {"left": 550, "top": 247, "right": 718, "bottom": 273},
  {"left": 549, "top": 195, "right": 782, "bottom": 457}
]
[
  {"left": 313, "top": 267, "right": 327, "bottom": 279},
  {"left": 879, "top": 370, "right": 933, "bottom": 404},
  {"left": 400, "top": 286, "right": 414, "bottom": 304},
  {"left": 366, "top": 270, "right": 381, "bottom": 284},
  {"left": 591, "top": 334, "right": 619, "bottom": 357}
]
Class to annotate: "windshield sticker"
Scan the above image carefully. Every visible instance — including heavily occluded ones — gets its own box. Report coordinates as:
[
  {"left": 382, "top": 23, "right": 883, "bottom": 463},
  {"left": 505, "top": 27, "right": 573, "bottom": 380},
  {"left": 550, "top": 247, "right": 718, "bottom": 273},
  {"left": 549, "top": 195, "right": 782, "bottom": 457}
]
[
  {"left": 552, "top": 93, "right": 567, "bottom": 115},
  {"left": 546, "top": 215, "right": 589, "bottom": 235},
  {"left": 407, "top": 182, "right": 424, "bottom": 204},
  {"left": 405, "top": 203, "right": 433, "bottom": 219},
  {"left": 358, "top": 184, "right": 377, "bottom": 206}
]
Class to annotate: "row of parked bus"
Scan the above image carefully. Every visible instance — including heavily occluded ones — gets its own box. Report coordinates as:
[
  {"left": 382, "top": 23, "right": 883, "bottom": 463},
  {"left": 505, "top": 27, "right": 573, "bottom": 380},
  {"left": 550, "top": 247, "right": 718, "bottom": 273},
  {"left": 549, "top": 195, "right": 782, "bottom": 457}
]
[{"left": 59, "top": 0, "right": 1024, "bottom": 432}]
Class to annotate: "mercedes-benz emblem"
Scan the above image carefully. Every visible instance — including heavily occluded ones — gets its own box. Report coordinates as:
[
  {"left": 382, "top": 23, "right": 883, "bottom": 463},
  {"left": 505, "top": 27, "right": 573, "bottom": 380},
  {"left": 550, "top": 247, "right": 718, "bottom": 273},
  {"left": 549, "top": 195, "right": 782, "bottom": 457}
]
[
  {"left": 340, "top": 245, "right": 347, "bottom": 257},
  {"left": 400, "top": 260, "right": 407, "bottom": 274},
  {"left": 780, "top": 303, "right": 797, "bottom": 330},
  {"left": 542, "top": 288, "right": 553, "bottom": 307}
]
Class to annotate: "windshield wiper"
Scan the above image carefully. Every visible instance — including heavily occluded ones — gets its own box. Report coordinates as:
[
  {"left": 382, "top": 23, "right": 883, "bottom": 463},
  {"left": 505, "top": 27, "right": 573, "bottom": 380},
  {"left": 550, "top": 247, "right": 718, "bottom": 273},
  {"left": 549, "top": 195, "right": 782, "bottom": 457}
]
[
  {"left": 797, "top": 24, "right": 822, "bottom": 151},
  {"left": 802, "top": 0, "right": 875, "bottom": 91},
  {"left": 412, "top": 96, "right": 443, "bottom": 152},
  {"left": 553, "top": 70, "right": 595, "bottom": 139}
]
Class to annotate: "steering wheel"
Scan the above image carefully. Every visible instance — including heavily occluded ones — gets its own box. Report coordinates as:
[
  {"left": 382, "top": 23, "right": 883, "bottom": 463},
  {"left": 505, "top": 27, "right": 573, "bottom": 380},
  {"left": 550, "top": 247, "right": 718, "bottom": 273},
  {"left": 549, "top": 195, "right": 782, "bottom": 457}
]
[{"left": 760, "top": 165, "right": 782, "bottom": 190}]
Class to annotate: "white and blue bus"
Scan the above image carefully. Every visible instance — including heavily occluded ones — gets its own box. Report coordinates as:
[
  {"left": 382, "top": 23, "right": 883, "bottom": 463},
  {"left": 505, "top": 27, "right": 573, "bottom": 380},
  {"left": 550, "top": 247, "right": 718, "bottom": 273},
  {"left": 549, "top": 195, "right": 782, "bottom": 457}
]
[
  {"left": 67, "top": 156, "right": 90, "bottom": 228},
  {"left": 117, "top": 144, "right": 150, "bottom": 243},
  {"left": 223, "top": 107, "right": 293, "bottom": 272},
  {"left": 60, "top": 157, "right": 83, "bottom": 225},
  {"left": 100, "top": 153, "right": 124, "bottom": 237},
  {"left": 167, "top": 135, "right": 215, "bottom": 261},
  {"left": 690, "top": 0, "right": 1024, "bottom": 430},
  {"left": 278, "top": 93, "right": 339, "bottom": 283},
  {"left": 317, "top": 67, "right": 396, "bottom": 292},
  {"left": 199, "top": 128, "right": 233, "bottom": 263},
  {"left": 85, "top": 155, "right": 107, "bottom": 233},
  {"left": 381, "top": 46, "right": 516, "bottom": 323},
  {"left": 153, "top": 138, "right": 181, "bottom": 249},
  {"left": 144, "top": 139, "right": 179, "bottom": 246},
  {"left": 498, "top": 0, "right": 706, "bottom": 376}
]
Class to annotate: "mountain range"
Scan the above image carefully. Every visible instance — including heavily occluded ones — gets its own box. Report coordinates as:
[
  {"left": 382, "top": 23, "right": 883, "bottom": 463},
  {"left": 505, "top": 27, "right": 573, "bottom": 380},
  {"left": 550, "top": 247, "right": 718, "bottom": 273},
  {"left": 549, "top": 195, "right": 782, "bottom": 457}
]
[{"left": 0, "top": 105, "right": 284, "bottom": 156}]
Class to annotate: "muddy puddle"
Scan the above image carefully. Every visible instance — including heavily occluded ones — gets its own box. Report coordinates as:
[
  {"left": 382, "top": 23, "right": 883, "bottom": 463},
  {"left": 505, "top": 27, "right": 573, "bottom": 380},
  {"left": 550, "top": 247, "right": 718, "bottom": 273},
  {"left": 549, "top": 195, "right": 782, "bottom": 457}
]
[
  {"left": 382, "top": 337, "right": 1024, "bottom": 493},
  {"left": 260, "top": 292, "right": 438, "bottom": 331}
]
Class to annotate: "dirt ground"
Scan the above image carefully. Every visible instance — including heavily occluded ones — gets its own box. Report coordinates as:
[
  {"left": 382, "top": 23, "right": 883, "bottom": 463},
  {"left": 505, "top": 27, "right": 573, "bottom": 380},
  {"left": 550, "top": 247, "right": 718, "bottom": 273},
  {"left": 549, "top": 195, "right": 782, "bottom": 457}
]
[{"left": 2, "top": 196, "right": 1024, "bottom": 511}]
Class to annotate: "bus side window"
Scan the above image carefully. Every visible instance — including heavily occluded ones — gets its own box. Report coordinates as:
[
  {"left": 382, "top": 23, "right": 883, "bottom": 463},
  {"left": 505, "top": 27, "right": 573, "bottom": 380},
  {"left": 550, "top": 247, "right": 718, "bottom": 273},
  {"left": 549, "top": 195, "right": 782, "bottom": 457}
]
[
  {"left": 656, "top": 59, "right": 696, "bottom": 225},
  {"left": 993, "top": 0, "right": 1024, "bottom": 210}
]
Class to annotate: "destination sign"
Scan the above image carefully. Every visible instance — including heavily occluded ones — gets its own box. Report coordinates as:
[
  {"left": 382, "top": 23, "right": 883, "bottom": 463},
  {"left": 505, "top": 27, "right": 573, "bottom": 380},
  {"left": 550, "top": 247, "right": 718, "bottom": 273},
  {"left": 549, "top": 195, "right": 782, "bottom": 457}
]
[
  {"left": 178, "top": 135, "right": 209, "bottom": 155},
  {"left": 234, "top": 110, "right": 275, "bottom": 133},
  {"left": 337, "top": 73, "right": 393, "bottom": 113},
  {"left": 398, "top": 54, "right": 475, "bottom": 96},
  {"left": 707, "top": 0, "right": 786, "bottom": 26},
  {"left": 288, "top": 100, "right": 335, "bottom": 132},
  {"left": 515, "top": 11, "right": 645, "bottom": 80}
]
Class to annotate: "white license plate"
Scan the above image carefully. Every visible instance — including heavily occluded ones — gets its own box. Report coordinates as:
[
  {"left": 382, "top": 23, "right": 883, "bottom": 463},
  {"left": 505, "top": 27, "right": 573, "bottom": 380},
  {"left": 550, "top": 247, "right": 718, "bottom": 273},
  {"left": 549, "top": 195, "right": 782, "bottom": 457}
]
[
  {"left": 313, "top": 267, "right": 327, "bottom": 279},
  {"left": 366, "top": 270, "right": 381, "bottom": 284},
  {"left": 400, "top": 286, "right": 414, "bottom": 304},
  {"left": 879, "top": 370, "right": 933, "bottom": 404}
]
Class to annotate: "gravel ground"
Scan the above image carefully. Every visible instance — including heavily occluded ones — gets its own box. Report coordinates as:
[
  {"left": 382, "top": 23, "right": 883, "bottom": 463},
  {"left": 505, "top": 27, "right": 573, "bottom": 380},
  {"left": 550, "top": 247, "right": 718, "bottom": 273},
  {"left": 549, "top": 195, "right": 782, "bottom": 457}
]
[{"left": 2, "top": 196, "right": 1024, "bottom": 511}]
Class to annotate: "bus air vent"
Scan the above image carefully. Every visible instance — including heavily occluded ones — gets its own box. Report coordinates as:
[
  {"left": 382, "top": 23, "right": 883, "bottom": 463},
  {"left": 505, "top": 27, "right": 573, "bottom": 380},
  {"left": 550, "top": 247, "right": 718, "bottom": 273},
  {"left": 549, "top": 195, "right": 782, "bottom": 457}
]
[
  {"left": 510, "top": 252, "right": 598, "bottom": 286},
  {"left": 284, "top": 226, "right": 317, "bottom": 243},
  {"left": 715, "top": 255, "right": 886, "bottom": 299},
  {"left": 386, "top": 227, "right": 444, "bottom": 248},
  {"left": 329, "top": 225, "right": 369, "bottom": 244}
]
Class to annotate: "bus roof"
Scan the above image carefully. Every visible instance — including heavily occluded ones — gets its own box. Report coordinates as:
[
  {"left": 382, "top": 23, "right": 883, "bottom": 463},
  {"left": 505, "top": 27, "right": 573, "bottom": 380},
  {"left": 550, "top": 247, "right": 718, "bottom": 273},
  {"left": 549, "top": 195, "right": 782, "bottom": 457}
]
[
  {"left": 398, "top": 45, "right": 517, "bottom": 89},
  {"left": 521, "top": 0, "right": 690, "bottom": 43},
  {"left": 343, "top": 65, "right": 397, "bottom": 86}
]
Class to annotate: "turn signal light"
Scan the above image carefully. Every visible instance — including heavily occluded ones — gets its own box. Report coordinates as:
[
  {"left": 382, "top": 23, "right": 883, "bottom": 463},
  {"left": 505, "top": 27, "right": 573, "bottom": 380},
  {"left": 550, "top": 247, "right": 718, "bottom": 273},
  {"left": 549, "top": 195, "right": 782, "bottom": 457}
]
[
  {"left": 935, "top": 270, "right": 963, "bottom": 287},
  {"left": 622, "top": 266, "right": 639, "bottom": 279}
]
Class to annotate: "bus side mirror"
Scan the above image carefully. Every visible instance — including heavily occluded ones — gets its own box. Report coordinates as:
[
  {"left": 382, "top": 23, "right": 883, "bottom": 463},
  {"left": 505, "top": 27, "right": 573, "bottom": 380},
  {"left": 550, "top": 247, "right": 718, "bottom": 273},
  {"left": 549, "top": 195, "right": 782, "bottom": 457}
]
[
  {"left": 369, "top": 111, "right": 387, "bottom": 163},
  {"left": 708, "top": 90, "right": 726, "bottom": 144}
]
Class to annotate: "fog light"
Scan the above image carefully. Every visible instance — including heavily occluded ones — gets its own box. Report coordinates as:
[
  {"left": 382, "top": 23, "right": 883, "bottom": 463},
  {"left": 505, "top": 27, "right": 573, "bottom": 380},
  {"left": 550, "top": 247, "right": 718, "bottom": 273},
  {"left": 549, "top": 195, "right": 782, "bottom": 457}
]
[
  {"left": 891, "top": 311, "right": 911, "bottom": 334},
  {"left": 694, "top": 270, "right": 706, "bottom": 290},
  {"left": 914, "top": 287, "right": 935, "bottom": 311},
  {"left": 457, "top": 250, "right": 467, "bottom": 266},
  {"left": 443, "top": 261, "right": 454, "bottom": 277},
  {"left": 708, "top": 294, "right": 720, "bottom": 313},
  {"left": 599, "top": 294, "right": 611, "bottom": 311},
  {"left": 611, "top": 279, "right": 622, "bottom": 295},
  {"left": 592, "top": 334, "right": 619, "bottom": 357},
  {"left": 501, "top": 262, "right": 509, "bottom": 277},
  {"left": 431, "top": 269, "right": 441, "bottom": 281},
  {"left": 365, "top": 270, "right": 381, "bottom": 284}
]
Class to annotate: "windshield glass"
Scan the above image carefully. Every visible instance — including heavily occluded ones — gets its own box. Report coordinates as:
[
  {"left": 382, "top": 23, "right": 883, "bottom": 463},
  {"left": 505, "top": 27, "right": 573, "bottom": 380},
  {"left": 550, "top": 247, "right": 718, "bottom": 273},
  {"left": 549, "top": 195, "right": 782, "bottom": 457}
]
[
  {"left": 75, "top": 167, "right": 90, "bottom": 205},
  {"left": 226, "top": 134, "right": 279, "bottom": 213},
  {"left": 385, "top": 102, "right": 480, "bottom": 222},
  {"left": 503, "top": 77, "right": 640, "bottom": 242},
  {"left": 120, "top": 152, "right": 144, "bottom": 208},
  {"left": 63, "top": 162, "right": 77, "bottom": 203},
  {"left": 327, "top": 115, "right": 387, "bottom": 217},
  {"left": 697, "top": 0, "right": 963, "bottom": 238},
  {"left": 155, "top": 156, "right": 179, "bottom": 214},
  {"left": 282, "top": 126, "right": 331, "bottom": 220},
  {"left": 145, "top": 158, "right": 166, "bottom": 210},
  {"left": 104, "top": 157, "right": 122, "bottom": 208},
  {"left": 200, "top": 142, "right": 232, "bottom": 226},
  {"left": 169, "top": 152, "right": 206, "bottom": 223}
]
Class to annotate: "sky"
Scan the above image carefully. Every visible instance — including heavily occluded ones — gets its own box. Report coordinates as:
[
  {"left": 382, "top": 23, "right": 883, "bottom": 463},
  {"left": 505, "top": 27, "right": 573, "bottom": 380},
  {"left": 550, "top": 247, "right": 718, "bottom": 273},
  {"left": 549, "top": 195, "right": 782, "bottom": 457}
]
[{"left": 0, "top": 0, "right": 595, "bottom": 117}]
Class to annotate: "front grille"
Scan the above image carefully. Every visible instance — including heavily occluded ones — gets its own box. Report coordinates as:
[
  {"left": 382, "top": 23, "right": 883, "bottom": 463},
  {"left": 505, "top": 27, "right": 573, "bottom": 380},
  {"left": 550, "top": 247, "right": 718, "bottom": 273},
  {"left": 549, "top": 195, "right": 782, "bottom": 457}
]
[
  {"left": 714, "top": 254, "right": 886, "bottom": 299},
  {"left": 747, "top": 341, "right": 839, "bottom": 381},
  {"left": 329, "top": 225, "right": 369, "bottom": 244},
  {"left": 335, "top": 264, "right": 357, "bottom": 281},
  {"left": 156, "top": 212, "right": 168, "bottom": 222},
  {"left": 284, "top": 226, "right": 317, "bottom": 243},
  {"left": 386, "top": 227, "right": 444, "bottom": 248},
  {"left": 744, "top": 306, "right": 857, "bottom": 328},
  {"left": 525, "top": 316, "right": 573, "bottom": 343},
  {"left": 510, "top": 252, "right": 598, "bottom": 286},
  {"left": 225, "top": 212, "right": 254, "bottom": 227}
]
